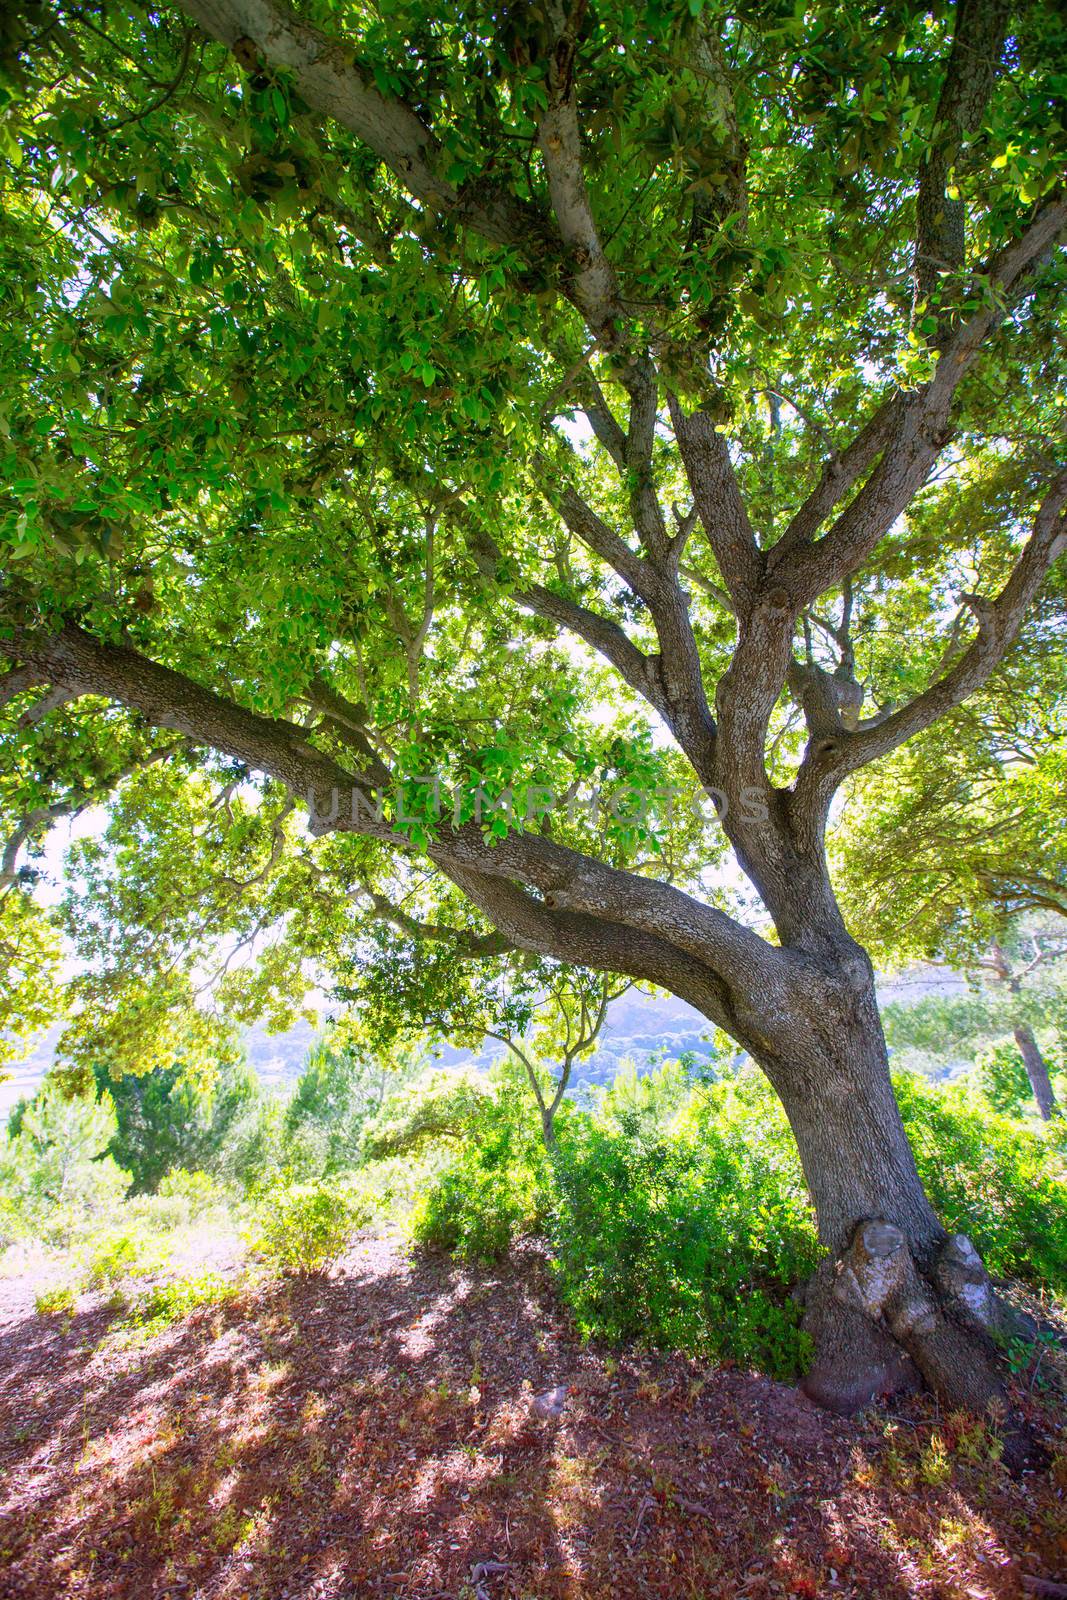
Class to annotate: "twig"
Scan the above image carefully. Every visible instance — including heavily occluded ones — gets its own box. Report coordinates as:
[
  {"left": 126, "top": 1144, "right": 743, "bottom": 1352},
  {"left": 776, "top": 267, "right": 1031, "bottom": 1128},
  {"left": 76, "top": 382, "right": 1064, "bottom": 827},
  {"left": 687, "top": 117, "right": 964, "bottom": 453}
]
[
  {"left": 1028, "top": 1346, "right": 1047, "bottom": 1394},
  {"left": 627, "top": 1492, "right": 656, "bottom": 1554},
  {"left": 672, "top": 1493, "right": 717, "bottom": 1519}
]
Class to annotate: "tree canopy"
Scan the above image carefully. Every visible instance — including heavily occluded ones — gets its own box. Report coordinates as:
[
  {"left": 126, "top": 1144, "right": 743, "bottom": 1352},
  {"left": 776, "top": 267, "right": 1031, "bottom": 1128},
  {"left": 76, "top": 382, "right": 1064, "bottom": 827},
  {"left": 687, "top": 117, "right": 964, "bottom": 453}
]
[{"left": 2, "top": 0, "right": 1063, "bottom": 1074}]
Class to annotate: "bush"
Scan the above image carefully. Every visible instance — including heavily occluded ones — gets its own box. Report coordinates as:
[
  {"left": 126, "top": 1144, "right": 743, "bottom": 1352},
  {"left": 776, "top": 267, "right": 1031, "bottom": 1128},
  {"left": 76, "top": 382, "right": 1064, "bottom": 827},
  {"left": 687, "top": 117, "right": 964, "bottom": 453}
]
[
  {"left": 35, "top": 1284, "right": 76, "bottom": 1316},
  {"left": 0, "top": 1192, "right": 27, "bottom": 1251},
  {"left": 156, "top": 1167, "right": 227, "bottom": 1217},
  {"left": 249, "top": 1182, "right": 366, "bottom": 1276},
  {"left": 411, "top": 1157, "right": 544, "bottom": 1263},
  {"left": 408, "top": 1069, "right": 549, "bottom": 1262},
  {"left": 894, "top": 1071, "right": 1067, "bottom": 1290},
  {"left": 83, "top": 1228, "right": 169, "bottom": 1288},
  {"left": 549, "top": 1065, "right": 820, "bottom": 1379}
]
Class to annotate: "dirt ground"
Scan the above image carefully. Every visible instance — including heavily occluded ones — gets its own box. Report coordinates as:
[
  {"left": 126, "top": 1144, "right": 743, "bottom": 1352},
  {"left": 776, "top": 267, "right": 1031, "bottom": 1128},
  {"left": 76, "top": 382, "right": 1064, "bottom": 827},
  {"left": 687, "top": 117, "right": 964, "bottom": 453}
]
[{"left": 0, "top": 1234, "right": 1064, "bottom": 1600}]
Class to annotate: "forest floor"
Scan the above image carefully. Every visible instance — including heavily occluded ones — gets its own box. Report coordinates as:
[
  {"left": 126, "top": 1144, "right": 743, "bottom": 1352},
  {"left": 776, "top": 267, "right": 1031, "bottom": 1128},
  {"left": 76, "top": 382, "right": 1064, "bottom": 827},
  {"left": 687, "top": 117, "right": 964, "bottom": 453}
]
[{"left": 0, "top": 1233, "right": 1064, "bottom": 1600}]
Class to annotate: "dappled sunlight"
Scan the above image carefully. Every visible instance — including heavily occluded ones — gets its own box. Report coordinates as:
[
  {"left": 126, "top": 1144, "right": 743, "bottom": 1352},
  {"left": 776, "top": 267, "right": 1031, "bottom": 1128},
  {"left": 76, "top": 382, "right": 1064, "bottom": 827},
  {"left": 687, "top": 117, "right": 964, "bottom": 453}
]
[{"left": 2, "top": 1234, "right": 1063, "bottom": 1599}]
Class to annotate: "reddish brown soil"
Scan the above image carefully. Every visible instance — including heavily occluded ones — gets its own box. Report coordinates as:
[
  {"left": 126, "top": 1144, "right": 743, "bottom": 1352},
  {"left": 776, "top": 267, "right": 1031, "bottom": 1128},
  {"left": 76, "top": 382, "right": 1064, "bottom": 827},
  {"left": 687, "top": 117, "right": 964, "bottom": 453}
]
[{"left": 0, "top": 1235, "right": 1064, "bottom": 1600}]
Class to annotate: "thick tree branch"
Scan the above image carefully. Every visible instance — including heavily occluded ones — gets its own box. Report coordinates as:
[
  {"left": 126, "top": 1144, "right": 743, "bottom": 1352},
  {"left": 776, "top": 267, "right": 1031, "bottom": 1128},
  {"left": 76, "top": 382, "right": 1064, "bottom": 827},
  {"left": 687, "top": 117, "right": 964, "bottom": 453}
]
[
  {"left": 535, "top": 0, "right": 624, "bottom": 341},
  {"left": 550, "top": 477, "right": 653, "bottom": 599},
  {"left": 578, "top": 372, "right": 628, "bottom": 469},
  {"left": 0, "top": 620, "right": 786, "bottom": 1004},
  {"left": 792, "top": 467, "right": 1067, "bottom": 817},
  {"left": 2, "top": 620, "right": 374, "bottom": 802},
  {"left": 0, "top": 663, "right": 45, "bottom": 711},
  {"left": 773, "top": 195, "right": 1067, "bottom": 600},
  {"left": 483, "top": 497, "right": 717, "bottom": 780},
  {"left": 770, "top": 402, "right": 902, "bottom": 568},
  {"left": 685, "top": 15, "right": 748, "bottom": 264},
  {"left": 442, "top": 864, "right": 746, "bottom": 1042},
  {"left": 913, "top": 0, "right": 1011, "bottom": 302},
  {"left": 679, "top": 559, "right": 734, "bottom": 615},
  {"left": 16, "top": 686, "right": 79, "bottom": 729},
  {"left": 532, "top": 0, "right": 662, "bottom": 520},
  {"left": 177, "top": 0, "right": 553, "bottom": 255},
  {"left": 669, "top": 397, "right": 762, "bottom": 612}
]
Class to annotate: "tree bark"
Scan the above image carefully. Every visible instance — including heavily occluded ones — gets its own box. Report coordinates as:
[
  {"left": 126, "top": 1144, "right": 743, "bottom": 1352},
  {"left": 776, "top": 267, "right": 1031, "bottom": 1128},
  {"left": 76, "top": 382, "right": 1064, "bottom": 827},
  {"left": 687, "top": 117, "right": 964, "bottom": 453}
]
[
  {"left": 756, "top": 987, "right": 945, "bottom": 1262},
  {"left": 738, "top": 948, "right": 1032, "bottom": 1444},
  {"left": 1013, "top": 1022, "right": 1060, "bottom": 1122}
]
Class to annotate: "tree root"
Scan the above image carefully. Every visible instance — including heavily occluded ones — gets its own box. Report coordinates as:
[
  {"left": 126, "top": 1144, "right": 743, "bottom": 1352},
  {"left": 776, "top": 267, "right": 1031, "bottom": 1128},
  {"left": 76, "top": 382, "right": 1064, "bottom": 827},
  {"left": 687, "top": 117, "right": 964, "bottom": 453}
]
[{"left": 800, "top": 1221, "right": 1044, "bottom": 1471}]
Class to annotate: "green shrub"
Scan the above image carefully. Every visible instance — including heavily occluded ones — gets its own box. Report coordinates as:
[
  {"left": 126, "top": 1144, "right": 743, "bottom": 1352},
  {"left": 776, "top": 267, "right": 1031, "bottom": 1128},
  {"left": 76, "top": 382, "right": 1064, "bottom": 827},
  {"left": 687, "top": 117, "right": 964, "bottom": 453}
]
[
  {"left": 0, "top": 1192, "right": 27, "bottom": 1251},
  {"left": 549, "top": 1065, "right": 820, "bottom": 1380},
  {"left": 249, "top": 1182, "right": 366, "bottom": 1276},
  {"left": 408, "top": 1071, "right": 549, "bottom": 1263},
  {"left": 128, "top": 1272, "right": 239, "bottom": 1337},
  {"left": 894, "top": 1071, "right": 1067, "bottom": 1290},
  {"left": 156, "top": 1167, "right": 227, "bottom": 1216},
  {"left": 84, "top": 1228, "right": 168, "bottom": 1288},
  {"left": 35, "top": 1284, "right": 76, "bottom": 1316},
  {"left": 411, "top": 1156, "right": 545, "bottom": 1262}
]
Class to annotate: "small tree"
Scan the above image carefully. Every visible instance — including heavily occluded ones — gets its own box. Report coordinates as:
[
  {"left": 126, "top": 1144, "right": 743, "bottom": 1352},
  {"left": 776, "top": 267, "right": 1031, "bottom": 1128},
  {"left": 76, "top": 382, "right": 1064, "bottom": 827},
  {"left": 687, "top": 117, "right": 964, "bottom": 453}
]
[
  {"left": 884, "top": 941, "right": 1067, "bottom": 1122},
  {"left": 92, "top": 1059, "right": 207, "bottom": 1192},
  {"left": 485, "top": 969, "right": 630, "bottom": 1147},
  {"left": 0, "top": 1078, "right": 131, "bottom": 1229},
  {"left": 284, "top": 1031, "right": 422, "bottom": 1173}
]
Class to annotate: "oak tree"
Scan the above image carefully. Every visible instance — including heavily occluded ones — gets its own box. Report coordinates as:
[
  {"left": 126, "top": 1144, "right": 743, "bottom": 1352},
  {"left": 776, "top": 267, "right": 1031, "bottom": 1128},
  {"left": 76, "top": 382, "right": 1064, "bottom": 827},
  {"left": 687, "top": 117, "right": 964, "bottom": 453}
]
[{"left": 1, "top": 0, "right": 1065, "bottom": 1424}]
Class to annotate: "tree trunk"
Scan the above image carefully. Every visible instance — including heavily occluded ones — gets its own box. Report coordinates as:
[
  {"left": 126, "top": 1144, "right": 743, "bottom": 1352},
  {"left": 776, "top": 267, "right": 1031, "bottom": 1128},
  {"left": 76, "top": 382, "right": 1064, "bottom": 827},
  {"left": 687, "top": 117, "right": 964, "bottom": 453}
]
[
  {"left": 987, "top": 941, "right": 1061, "bottom": 1122},
  {"left": 744, "top": 961, "right": 1032, "bottom": 1448},
  {"left": 764, "top": 1001, "right": 943, "bottom": 1262},
  {"left": 1013, "top": 1021, "right": 1060, "bottom": 1122}
]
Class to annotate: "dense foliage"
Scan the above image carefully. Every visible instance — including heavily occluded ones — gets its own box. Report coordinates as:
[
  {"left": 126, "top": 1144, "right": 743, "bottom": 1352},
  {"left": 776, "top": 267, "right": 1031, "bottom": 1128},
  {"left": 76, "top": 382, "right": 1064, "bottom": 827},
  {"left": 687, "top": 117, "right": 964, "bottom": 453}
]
[
  {"left": 547, "top": 1066, "right": 820, "bottom": 1378},
  {"left": 894, "top": 1072, "right": 1067, "bottom": 1286},
  {"left": 408, "top": 1064, "right": 553, "bottom": 1261},
  {"left": 0, "top": 1, "right": 1062, "bottom": 1194},
  {"left": 405, "top": 1054, "right": 1067, "bottom": 1377},
  {"left": 3, "top": 1020, "right": 1065, "bottom": 1382},
  {"left": 248, "top": 1181, "right": 367, "bottom": 1275}
]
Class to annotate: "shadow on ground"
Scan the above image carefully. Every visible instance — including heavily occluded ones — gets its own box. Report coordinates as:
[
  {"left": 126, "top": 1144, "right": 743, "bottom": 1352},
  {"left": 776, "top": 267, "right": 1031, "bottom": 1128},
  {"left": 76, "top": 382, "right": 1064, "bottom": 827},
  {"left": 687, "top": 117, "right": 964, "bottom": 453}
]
[{"left": 0, "top": 1234, "right": 1063, "bottom": 1599}]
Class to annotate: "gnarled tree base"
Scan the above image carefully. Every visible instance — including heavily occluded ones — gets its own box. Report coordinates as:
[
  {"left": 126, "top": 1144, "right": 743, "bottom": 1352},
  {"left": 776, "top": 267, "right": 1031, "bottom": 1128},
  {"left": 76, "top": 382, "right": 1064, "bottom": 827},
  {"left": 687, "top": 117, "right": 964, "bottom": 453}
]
[{"left": 798, "top": 1221, "right": 1042, "bottom": 1470}]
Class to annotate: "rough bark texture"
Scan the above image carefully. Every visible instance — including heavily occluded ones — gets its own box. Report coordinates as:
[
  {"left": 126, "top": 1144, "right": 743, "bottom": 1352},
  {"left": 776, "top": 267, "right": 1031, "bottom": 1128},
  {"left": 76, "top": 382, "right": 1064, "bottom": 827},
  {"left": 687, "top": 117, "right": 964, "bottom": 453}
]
[
  {"left": 754, "top": 985, "right": 945, "bottom": 1262},
  {"left": 800, "top": 1219, "right": 1040, "bottom": 1466},
  {"left": 752, "top": 960, "right": 1038, "bottom": 1449}
]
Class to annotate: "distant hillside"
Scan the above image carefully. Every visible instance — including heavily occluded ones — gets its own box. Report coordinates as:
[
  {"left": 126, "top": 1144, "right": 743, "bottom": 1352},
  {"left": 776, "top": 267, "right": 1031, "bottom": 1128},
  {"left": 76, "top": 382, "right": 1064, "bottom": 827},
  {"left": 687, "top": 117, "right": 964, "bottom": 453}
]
[
  {"left": 1, "top": 964, "right": 966, "bottom": 1115},
  {"left": 0, "top": 1018, "right": 323, "bottom": 1116}
]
